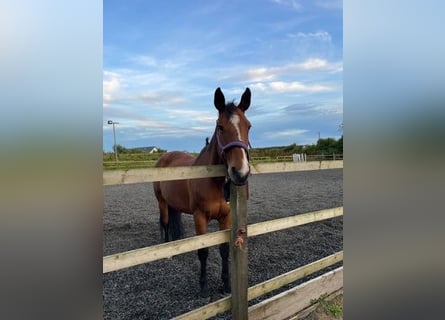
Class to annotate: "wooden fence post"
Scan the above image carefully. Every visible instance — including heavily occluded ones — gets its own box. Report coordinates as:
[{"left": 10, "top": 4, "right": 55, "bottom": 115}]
[{"left": 229, "top": 182, "right": 248, "bottom": 319}]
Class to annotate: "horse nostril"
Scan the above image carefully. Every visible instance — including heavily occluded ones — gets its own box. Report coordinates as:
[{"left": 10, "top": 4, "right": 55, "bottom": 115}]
[{"left": 230, "top": 167, "right": 249, "bottom": 185}]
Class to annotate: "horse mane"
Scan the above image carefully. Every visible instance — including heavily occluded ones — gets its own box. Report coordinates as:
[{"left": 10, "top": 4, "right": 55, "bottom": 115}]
[
  {"left": 225, "top": 100, "right": 237, "bottom": 115},
  {"left": 195, "top": 134, "right": 213, "bottom": 163},
  {"left": 197, "top": 144, "right": 208, "bottom": 157},
  {"left": 194, "top": 100, "right": 238, "bottom": 164}
]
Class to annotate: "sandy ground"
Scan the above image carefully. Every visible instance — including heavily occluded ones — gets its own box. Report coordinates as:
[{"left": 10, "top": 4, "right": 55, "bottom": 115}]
[{"left": 103, "top": 169, "right": 343, "bottom": 319}]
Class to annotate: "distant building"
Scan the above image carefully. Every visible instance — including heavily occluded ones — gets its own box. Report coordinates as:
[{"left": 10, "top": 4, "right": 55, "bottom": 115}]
[{"left": 131, "top": 146, "right": 159, "bottom": 153}]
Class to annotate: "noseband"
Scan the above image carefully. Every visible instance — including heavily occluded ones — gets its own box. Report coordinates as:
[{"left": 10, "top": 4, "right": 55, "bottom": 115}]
[{"left": 215, "top": 128, "right": 250, "bottom": 161}]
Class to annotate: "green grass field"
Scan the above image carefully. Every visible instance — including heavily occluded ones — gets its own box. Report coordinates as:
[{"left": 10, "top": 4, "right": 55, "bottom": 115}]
[{"left": 103, "top": 152, "right": 342, "bottom": 170}]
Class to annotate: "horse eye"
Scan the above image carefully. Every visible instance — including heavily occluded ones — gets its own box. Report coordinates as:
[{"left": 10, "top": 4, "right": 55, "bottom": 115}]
[{"left": 217, "top": 124, "right": 224, "bottom": 131}]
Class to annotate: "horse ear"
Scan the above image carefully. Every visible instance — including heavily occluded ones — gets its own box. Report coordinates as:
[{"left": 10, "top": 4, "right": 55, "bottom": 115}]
[
  {"left": 214, "top": 87, "right": 225, "bottom": 112},
  {"left": 239, "top": 88, "right": 251, "bottom": 112}
]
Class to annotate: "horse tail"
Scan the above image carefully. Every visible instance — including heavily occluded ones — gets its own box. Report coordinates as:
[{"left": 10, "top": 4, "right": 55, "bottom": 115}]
[{"left": 166, "top": 206, "right": 183, "bottom": 241}]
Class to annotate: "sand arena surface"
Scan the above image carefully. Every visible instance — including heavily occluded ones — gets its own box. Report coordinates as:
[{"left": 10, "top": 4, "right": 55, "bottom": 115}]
[{"left": 103, "top": 169, "right": 343, "bottom": 319}]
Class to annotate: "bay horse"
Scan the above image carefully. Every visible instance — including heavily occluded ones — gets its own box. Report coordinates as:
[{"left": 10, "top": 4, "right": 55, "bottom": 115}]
[{"left": 153, "top": 87, "right": 251, "bottom": 297}]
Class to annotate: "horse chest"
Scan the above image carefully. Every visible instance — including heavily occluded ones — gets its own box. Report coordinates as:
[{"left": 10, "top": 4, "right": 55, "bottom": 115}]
[{"left": 190, "top": 186, "right": 225, "bottom": 217}]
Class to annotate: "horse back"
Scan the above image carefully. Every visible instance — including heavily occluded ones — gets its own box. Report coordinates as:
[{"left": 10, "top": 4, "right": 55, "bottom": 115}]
[
  {"left": 153, "top": 151, "right": 196, "bottom": 214},
  {"left": 155, "top": 151, "right": 195, "bottom": 168}
]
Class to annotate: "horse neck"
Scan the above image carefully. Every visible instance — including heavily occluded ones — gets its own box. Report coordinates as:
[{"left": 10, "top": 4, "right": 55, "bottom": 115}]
[{"left": 194, "top": 130, "right": 223, "bottom": 166}]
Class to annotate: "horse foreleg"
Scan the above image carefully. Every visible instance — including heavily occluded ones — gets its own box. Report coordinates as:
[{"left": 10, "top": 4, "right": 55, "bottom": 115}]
[
  {"left": 219, "top": 205, "right": 231, "bottom": 294},
  {"left": 197, "top": 247, "right": 209, "bottom": 298},
  {"left": 157, "top": 200, "right": 169, "bottom": 242},
  {"left": 219, "top": 243, "right": 230, "bottom": 293},
  {"left": 194, "top": 212, "right": 209, "bottom": 298}
]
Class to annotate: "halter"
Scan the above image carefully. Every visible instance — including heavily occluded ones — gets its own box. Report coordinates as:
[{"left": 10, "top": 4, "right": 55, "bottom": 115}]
[{"left": 215, "top": 128, "right": 250, "bottom": 161}]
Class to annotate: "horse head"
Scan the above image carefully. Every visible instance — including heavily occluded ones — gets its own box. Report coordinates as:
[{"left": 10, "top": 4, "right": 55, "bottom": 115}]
[{"left": 214, "top": 87, "right": 252, "bottom": 185}]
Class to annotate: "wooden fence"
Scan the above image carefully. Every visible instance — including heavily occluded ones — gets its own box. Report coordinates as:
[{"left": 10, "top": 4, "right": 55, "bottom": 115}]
[
  {"left": 103, "top": 160, "right": 343, "bottom": 319},
  {"left": 103, "top": 154, "right": 343, "bottom": 170}
]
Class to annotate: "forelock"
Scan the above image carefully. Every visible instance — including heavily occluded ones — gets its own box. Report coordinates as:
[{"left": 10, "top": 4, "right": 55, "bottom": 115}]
[{"left": 225, "top": 101, "right": 237, "bottom": 115}]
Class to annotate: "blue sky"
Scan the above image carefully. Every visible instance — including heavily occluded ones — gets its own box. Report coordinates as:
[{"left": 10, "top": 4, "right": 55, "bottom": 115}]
[{"left": 103, "top": 0, "right": 342, "bottom": 152}]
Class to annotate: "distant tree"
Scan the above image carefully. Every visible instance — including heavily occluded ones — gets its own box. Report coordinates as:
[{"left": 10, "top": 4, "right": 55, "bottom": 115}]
[
  {"left": 283, "top": 143, "right": 296, "bottom": 153},
  {"left": 337, "top": 136, "right": 343, "bottom": 153},
  {"left": 244, "top": 136, "right": 343, "bottom": 159},
  {"left": 115, "top": 144, "right": 129, "bottom": 154},
  {"left": 316, "top": 138, "right": 338, "bottom": 154},
  {"left": 283, "top": 143, "right": 303, "bottom": 154},
  {"left": 302, "top": 144, "right": 318, "bottom": 155},
  {"left": 313, "top": 137, "right": 343, "bottom": 154}
]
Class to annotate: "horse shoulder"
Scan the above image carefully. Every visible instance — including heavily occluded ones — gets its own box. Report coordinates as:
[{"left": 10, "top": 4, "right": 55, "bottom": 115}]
[{"left": 189, "top": 178, "right": 226, "bottom": 216}]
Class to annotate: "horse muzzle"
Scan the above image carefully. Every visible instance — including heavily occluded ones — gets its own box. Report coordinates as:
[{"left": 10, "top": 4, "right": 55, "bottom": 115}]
[{"left": 229, "top": 165, "right": 250, "bottom": 186}]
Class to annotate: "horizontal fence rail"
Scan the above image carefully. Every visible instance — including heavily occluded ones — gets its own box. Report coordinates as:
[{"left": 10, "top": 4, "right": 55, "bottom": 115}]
[
  {"left": 103, "top": 160, "right": 343, "bottom": 185},
  {"left": 248, "top": 267, "right": 343, "bottom": 320},
  {"left": 250, "top": 154, "right": 343, "bottom": 163},
  {"left": 249, "top": 206, "right": 343, "bottom": 237},
  {"left": 103, "top": 154, "right": 343, "bottom": 165},
  {"left": 173, "top": 252, "right": 343, "bottom": 320},
  {"left": 103, "top": 161, "right": 343, "bottom": 319},
  {"left": 103, "top": 207, "right": 342, "bottom": 273},
  {"left": 103, "top": 230, "right": 229, "bottom": 274}
]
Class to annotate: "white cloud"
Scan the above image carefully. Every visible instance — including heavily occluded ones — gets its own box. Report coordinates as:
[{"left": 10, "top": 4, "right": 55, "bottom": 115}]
[
  {"left": 271, "top": 0, "right": 302, "bottom": 10},
  {"left": 103, "top": 105, "right": 168, "bottom": 129},
  {"left": 299, "top": 58, "right": 327, "bottom": 70},
  {"left": 246, "top": 67, "right": 276, "bottom": 82},
  {"left": 315, "top": 0, "right": 342, "bottom": 10},
  {"left": 103, "top": 66, "right": 193, "bottom": 113},
  {"left": 289, "top": 31, "right": 332, "bottom": 42},
  {"left": 103, "top": 71, "right": 121, "bottom": 107},
  {"left": 244, "top": 58, "right": 342, "bottom": 82},
  {"left": 251, "top": 81, "right": 334, "bottom": 93},
  {"left": 270, "top": 81, "right": 333, "bottom": 93},
  {"left": 284, "top": 100, "right": 343, "bottom": 117},
  {"left": 166, "top": 109, "right": 215, "bottom": 124},
  {"left": 131, "top": 54, "right": 185, "bottom": 70},
  {"left": 131, "top": 119, "right": 170, "bottom": 129},
  {"left": 131, "top": 55, "right": 158, "bottom": 67},
  {"left": 266, "top": 128, "right": 309, "bottom": 138},
  {"left": 140, "top": 91, "right": 188, "bottom": 106},
  {"left": 249, "top": 82, "right": 268, "bottom": 93}
]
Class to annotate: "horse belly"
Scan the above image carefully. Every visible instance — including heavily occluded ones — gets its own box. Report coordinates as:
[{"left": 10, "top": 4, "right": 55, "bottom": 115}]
[
  {"left": 188, "top": 178, "right": 227, "bottom": 219},
  {"left": 159, "top": 180, "right": 191, "bottom": 214},
  {"left": 155, "top": 151, "right": 196, "bottom": 214}
]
